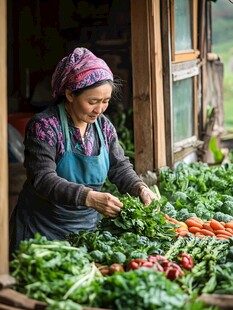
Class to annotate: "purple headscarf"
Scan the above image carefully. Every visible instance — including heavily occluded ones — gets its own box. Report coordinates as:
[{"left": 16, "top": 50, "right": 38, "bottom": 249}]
[{"left": 51, "top": 47, "right": 113, "bottom": 99}]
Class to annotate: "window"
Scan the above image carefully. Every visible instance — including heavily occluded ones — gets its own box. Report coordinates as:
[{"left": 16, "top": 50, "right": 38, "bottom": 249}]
[
  {"left": 171, "top": 0, "right": 199, "bottom": 62},
  {"left": 171, "top": 0, "right": 200, "bottom": 151}
]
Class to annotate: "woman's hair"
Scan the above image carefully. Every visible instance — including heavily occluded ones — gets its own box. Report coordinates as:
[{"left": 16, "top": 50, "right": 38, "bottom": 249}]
[{"left": 54, "top": 77, "right": 123, "bottom": 105}]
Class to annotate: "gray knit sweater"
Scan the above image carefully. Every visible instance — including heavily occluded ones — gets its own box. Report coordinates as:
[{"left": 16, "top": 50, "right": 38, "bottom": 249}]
[{"left": 23, "top": 104, "right": 146, "bottom": 208}]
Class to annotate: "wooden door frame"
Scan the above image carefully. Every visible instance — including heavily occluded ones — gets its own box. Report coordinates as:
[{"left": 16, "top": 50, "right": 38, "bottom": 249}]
[
  {"left": 0, "top": 0, "right": 15, "bottom": 287},
  {"left": 131, "top": 0, "right": 166, "bottom": 175}
]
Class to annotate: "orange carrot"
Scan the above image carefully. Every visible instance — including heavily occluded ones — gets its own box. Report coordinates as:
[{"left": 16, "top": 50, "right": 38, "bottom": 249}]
[
  {"left": 169, "top": 218, "right": 179, "bottom": 224},
  {"left": 164, "top": 214, "right": 170, "bottom": 220},
  {"left": 215, "top": 230, "right": 233, "bottom": 237},
  {"left": 178, "top": 230, "right": 189, "bottom": 237},
  {"left": 176, "top": 227, "right": 189, "bottom": 233},
  {"left": 220, "top": 222, "right": 226, "bottom": 227},
  {"left": 203, "top": 223, "right": 214, "bottom": 232},
  {"left": 225, "top": 222, "right": 233, "bottom": 229},
  {"left": 185, "top": 219, "right": 203, "bottom": 229},
  {"left": 188, "top": 226, "right": 202, "bottom": 234},
  {"left": 195, "top": 233, "right": 205, "bottom": 238},
  {"left": 226, "top": 228, "right": 233, "bottom": 234},
  {"left": 189, "top": 217, "right": 204, "bottom": 225},
  {"left": 200, "top": 229, "right": 215, "bottom": 237},
  {"left": 210, "top": 219, "right": 225, "bottom": 231},
  {"left": 216, "top": 234, "right": 230, "bottom": 240}
]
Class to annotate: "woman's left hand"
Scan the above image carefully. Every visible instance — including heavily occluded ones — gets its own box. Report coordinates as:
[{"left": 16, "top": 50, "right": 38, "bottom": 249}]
[{"left": 139, "top": 186, "right": 160, "bottom": 206}]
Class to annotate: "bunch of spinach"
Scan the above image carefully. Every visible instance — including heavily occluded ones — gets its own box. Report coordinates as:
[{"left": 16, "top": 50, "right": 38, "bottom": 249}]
[
  {"left": 68, "top": 230, "right": 162, "bottom": 265},
  {"left": 89, "top": 267, "right": 210, "bottom": 310},
  {"left": 98, "top": 194, "right": 176, "bottom": 245},
  {"left": 159, "top": 162, "right": 233, "bottom": 220}
]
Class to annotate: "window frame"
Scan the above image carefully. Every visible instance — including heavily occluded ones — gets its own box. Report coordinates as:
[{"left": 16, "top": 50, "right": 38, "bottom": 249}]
[{"left": 171, "top": 0, "right": 199, "bottom": 63}]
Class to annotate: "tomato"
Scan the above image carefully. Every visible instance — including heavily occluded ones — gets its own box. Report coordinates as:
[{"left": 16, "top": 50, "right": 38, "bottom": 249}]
[{"left": 109, "top": 263, "right": 125, "bottom": 275}]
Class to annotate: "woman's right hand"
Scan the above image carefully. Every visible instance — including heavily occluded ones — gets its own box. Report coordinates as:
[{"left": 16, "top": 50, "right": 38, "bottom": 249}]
[{"left": 85, "top": 191, "right": 123, "bottom": 217}]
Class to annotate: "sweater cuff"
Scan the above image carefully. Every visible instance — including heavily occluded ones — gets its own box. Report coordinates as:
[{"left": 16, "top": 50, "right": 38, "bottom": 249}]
[
  {"left": 79, "top": 187, "right": 93, "bottom": 206},
  {"left": 130, "top": 182, "right": 149, "bottom": 197}
]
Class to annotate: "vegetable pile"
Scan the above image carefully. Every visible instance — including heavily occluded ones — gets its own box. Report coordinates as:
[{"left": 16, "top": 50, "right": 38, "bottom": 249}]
[{"left": 10, "top": 162, "right": 233, "bottom": 310}]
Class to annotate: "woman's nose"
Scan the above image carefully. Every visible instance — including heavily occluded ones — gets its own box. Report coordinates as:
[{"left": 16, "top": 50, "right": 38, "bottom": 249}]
[{"left": 94, "top": 104, "right": 104, "bottom": 114}]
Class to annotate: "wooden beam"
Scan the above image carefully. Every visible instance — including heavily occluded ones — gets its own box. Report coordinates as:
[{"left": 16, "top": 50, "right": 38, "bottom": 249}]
[
  {"left": 148, "top": 0, "right": 166, "bottom": 169},
  {"left": 131, "top": 0, "right": 154, "bottom": 174},
  {"left": 0, "top": 0, "right": 9, "bottom": 276},
  {"left": 161, "top": 0, "right": 173, "bottom": 167}
]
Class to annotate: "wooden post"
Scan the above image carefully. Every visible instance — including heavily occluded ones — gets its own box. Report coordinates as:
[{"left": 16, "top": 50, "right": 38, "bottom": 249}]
[
  {"left": 0, "top": 0, "right": 15, "bottom": 286},
  {"left": 131, "top": 0, "right": 166, "bottom": 174},
  {"left": 131, "top": 0, "right": 154, "bottom": 174},
  {"left": 148, "top": 0, "right": 166, "bottom": 169}
]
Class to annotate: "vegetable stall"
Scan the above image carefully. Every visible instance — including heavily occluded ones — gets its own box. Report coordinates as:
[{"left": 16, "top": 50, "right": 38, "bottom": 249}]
[{"left": 7, "top": 162, "right": 233, "bottom": 309}]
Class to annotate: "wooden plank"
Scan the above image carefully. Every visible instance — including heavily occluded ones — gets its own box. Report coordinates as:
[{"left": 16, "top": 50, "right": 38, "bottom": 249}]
[
  {"left": 161, "top": 0, "right": 173, "bottom": 167},
  {"left": 0, "top": 0, "right": 9, "bottom": 276},
  {"left": 148, "top": 0, "right": 166, "bottom": 169},
  {"left": 131, "top": 0, "right": 154, "bottom": 174},
  {"left": 0, "top": 303, "right": 25, "bottom": 310},
  {"left": 0, "top": 289, "right": 46, "bottom": 310}
]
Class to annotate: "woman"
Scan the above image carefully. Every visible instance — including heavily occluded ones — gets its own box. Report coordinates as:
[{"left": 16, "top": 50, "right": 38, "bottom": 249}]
[{"left": 10, "top": 47, "right": 158, "bottom": 253}]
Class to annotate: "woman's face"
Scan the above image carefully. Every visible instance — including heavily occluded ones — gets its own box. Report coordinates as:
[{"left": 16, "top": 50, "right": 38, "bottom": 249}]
[{"left": 65, "top": 83, "right": 112, "bottom": 126}]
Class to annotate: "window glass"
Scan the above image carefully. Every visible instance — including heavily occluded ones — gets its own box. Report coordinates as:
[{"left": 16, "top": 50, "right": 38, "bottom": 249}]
[
  {"left": 173, "top": 78, "right": 194, "bottom": 142},
  {"left": 174, "top": 0, "right": 192, "bottom": 51}
]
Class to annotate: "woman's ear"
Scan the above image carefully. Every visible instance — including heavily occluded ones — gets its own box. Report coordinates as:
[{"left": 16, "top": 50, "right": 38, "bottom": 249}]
[{"left": 65, "top": 89, "right": 74, "bottom": 102}]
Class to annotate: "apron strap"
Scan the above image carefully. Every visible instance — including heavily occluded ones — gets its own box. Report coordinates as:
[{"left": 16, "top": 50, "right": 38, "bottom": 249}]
[
  {"left": 95, "top": 119, "right": 106, "bottom": 148},
  {"left": 58, "top": 102, "right": 71, "bottom": 152},
  {"left": 58, "top": 101, "right": 106, "bottom": 153}
]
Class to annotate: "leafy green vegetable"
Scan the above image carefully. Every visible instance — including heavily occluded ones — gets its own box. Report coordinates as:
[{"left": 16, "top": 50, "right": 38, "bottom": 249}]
[
  {"left": 162, "top": 202, "right": 177, "bottom": 218},
  {"left": 91, "top": 268, "right": 190, "bottom": 310},
  {"left": 221, "top": 200, "right": 233, "bottom": 216},
  {"left": 98, "top": 194, "right": 176, "bottom": 244},
  {"left": 158, "top": 162, "right": 233, "bottom": 221},
  {"left": 10, "top": 234, "right": 102, "bottom": 304},
  {"left": 213, "top": 212, "right": 233, "bottom": 223},
  {"left": 68, "top": 230, "right": 162, "bottom": 266}
]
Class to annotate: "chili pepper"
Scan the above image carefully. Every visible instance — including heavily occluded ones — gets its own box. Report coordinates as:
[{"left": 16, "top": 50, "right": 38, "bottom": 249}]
[{"left": 178, "top": 253, "right": 194, "bottom": 270}]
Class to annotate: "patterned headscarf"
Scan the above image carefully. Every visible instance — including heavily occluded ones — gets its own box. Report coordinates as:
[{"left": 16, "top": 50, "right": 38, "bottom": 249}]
[{"left": 51, "top": 47, "right": 113, "bottom": 99}]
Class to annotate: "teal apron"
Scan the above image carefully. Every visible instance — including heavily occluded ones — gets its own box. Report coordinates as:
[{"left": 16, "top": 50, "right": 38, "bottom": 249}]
[{"left": 11, "top": 102, "right": 109, "bottom": 252}]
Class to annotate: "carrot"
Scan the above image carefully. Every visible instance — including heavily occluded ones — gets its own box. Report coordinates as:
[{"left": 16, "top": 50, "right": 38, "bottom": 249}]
[
  {"left": 178, "top": 230, "right": 189, "bottom": 237},
  {"left": 189, "top": 217, "right": 204, "bottom": 225},
  {"left": 164, "top": 214, "right": 170, "bottom": 220},
  {"left": 203, "top": 223, "right": 214, "bottom": 232},
  {"left": 216, "top": 234, "right": 230, "bottom": 240},
  {"left": 220, "top": 222, "right": 226, "bottom": 227},
  {"left": 210, "top": 219, "right": 225, "bottom": 231},
  {"left": 215, "top": 230, "right": 233, "bottom": 237},
  {"left": 185, "top": 219, "right": 203, "bottom": 229},
  {"left": 200, "top": 229, "right": 215, "bottom": 237},
  {"left": 225, "top": 222, "right": 233, "bottom": 229},
  {"left": 176, "top": 227, "right": 188, "bottom": 233},
  {"left": 226, "top": 228, "right": 233, "bottom": 234},
  {"left": 188, "top": 226, "right": 202, "bottom": 234},
  {"left": 169, "top": 218, "right": 179, "bottom": 224},
  {"left": 195, "top": 233, "right": 205, "bottom": 238}
]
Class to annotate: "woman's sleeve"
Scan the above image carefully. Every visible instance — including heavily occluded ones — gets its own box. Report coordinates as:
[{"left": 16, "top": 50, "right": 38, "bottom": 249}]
[
  {"left": 24, "top": 117, "right": 91, "bottom": 207},
  {"left": 107, "top": 129, "right": 146, "bottom": 197}
]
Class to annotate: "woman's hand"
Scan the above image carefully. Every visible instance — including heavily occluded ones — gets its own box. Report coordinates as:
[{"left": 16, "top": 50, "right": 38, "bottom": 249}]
[
  {"left": 85, "top": 191, "right": 123, "bottom": 217},
  {"left": 139, "top": 186, "right": 160, "bottom": 206}
]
